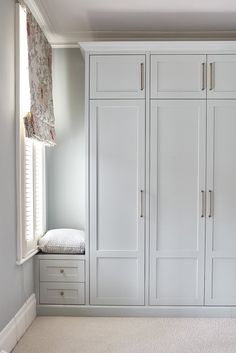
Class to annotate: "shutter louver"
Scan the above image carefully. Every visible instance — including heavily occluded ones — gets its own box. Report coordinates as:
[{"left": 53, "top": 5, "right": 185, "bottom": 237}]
[
  {"left": 34, "top": 141, "right": 44, "bottom": 238},
  {"left": 24, "top": 138, "right": 44, "bottom": 245},
  {"left": 25, "top": 137, "right": 34, "bottom": 242}
]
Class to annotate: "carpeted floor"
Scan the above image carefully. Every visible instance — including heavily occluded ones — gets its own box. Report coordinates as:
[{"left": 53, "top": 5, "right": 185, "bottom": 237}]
[{"left": 12, "top": 317, "right": 236, "bottom": 353}]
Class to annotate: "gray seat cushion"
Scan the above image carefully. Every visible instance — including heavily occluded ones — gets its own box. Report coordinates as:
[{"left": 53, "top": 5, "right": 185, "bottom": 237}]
[{"left": 38, "top": 229, "right": 85, "bottom": 254}]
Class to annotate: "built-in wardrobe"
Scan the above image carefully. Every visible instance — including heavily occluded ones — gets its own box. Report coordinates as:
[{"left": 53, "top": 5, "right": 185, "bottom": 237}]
[
  {"left": 36, "top": 42, "right": 236, "bottom": 316},
  {"left": 84, "top": 42, "right": 236, "bottom": 309}
]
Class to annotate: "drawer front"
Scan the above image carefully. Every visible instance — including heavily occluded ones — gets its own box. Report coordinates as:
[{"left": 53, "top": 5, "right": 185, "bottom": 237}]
[
  {"left": 40, "top": 282, "right": 85, "bottom": 305},
  {"left": 90, "top": 55, "right": 145, "bottom": 99},
  {"left": 40, "top": 260, "right": 85, "bottom": 282}
]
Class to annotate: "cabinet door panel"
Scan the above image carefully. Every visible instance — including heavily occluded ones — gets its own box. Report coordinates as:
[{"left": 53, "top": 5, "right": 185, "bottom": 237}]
[
  {"left": 151, "top": 55, "right": 206, "bottom": 99},
  {"left": 205, "top": 101, "right": 236, "bottom": 305},
  {"left": 90, "top": 100, "right": 145, "bottom": 305},
  {"left": 90, "top": 55, "right": 145, "bottom": 99},
  {"left": 150, "top": 100, "right": 206, "bottom": 305},
  {"left": 207, "top": 55, "right": 236, "bottom": 99}
]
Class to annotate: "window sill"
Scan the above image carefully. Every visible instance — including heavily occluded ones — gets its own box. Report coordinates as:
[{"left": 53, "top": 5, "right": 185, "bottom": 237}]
[{"left": 16, "top": 248, "right": 39, "bottom": 265}]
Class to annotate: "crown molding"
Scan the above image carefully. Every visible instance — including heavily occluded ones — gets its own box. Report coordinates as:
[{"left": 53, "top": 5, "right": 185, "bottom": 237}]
[
  {"left": 79, "top": 40, "right": 236, "bottom": 54},
  {"left": 51, "top": 30, "right": 236, "bottom": 48}
]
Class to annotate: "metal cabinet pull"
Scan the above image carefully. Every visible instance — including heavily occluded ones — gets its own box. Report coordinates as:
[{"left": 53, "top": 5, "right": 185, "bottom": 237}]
[
  {"left": 60, "top": 269, "right": 64, "bottom": 274},
  {"left": 209, "top": 63, "right": 214, "bottom": 90},
  {"left": 140, "top": 190, "right": 144, "bottom": 218},
  {"left": 201, "top": 190, "right": 205, "bottom": 217},
  {"left": 60, "top": 291, "right": 64, "bottom": 296},
  {"left": 201, "top": 63, "right": 206, "bottom": 90},
  {"left": 208, "top": 190, "right": 213, "bottom": 217},
  {"left": 141, "top": 63, "right": 144, "bottom": 91}
]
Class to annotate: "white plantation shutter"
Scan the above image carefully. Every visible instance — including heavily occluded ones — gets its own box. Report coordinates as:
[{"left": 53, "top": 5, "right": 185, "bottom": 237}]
[
  {"left": 23, "top": 138, "right": 45, "bottom": 254},
  {"left": 34, "top": 141, "right": 44, "bottom": 238},
  {"left": 25, "top": 138, "right": 34, "bottom": 242}
]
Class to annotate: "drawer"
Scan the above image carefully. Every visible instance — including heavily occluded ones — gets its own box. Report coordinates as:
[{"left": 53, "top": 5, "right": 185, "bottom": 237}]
[
  {"left": 40, "top": 259, "right": 85, "bottom": 283},
  {"left": 40, "top": 282, "right": 85, "bottom": 305}
]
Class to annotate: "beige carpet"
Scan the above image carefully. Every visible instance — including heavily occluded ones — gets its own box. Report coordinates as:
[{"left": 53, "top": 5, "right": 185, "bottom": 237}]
[{"left": 12, "top": 317, "right": 236, "bottom": 353}]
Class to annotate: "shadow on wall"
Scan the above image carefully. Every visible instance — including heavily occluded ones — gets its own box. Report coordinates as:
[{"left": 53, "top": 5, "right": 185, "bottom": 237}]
[
  {"left": 47, "top": 48, "right": 85, "bottom": 231},
  {"left": 85, "top": 11, "right": 236, "bottom": 34}
]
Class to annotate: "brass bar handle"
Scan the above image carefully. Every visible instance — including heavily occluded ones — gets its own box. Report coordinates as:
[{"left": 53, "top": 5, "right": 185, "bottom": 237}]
[
  {"left": 208, "top": 190, "right": 213, "bottom": 218},
  {"left": 201, "top": 190, "right": 205, "bottom": 217},
  {"left": 140, "top": 190, "right": 144, "bottom": 218},
  {"left": 201, "top": 63, "right": 206, "bottom": 90},
  {"left": 209, "top": 63, "right": 214, "bottom": 90},
  {"left": 141, "top": 63, "right": 144, "bottom": 91}
]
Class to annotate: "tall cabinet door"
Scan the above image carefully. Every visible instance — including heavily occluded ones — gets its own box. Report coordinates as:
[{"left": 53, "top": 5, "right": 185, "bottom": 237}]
[
  {"left": 205, "top": 101, "right": 236, "bottom": 305},
  {"left": 150, "top": 100, "right": 206, "bottom": 306},
  {"left": 90, "top": 100, "right": 145, "bottom": 305}
]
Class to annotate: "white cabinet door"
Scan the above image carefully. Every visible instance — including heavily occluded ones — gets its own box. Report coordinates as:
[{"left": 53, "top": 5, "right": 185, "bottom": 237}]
[
  {"left": 149, "top": 100, "right": 206, "bottom": 305},
  {"left": 151, "top": 55, "right": 206, "bottom": 99},
  {"left": 205, "top": 101, "right": 236, "bottom": 305},
  {"left": 90, "top": 100, "right": 145, "bottom": 305},
  {"left": 207, "top": 55, "right": 236, "bottom": 99},
  {"left": 90, "top": 55, "right": 145, "bottom": 99}
]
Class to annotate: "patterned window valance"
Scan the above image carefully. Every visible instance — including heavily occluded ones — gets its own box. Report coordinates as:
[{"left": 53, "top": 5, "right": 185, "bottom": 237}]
[{"left": 23, "top": 10, "right": 56, "bottom": 146}]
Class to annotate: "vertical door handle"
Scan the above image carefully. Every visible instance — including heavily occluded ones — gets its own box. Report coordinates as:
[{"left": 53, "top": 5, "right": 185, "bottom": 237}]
[
  {"left": 209, "top": 63, "right": 214, "bottom": 90},
  {"left": 140, "top": 63, "right": 144, "bottom": 91},
  {"left": 140, "top": 190, "right": 144, "bottom": 218},
  {"left": 208, "top": 190, "right": 213, "bottom": 217},
  {"left": 201, "top": 63, "right": 206, "bottom": 90},
  {"left": 201, "top": 190, "right": 205, "bottom": 217}
]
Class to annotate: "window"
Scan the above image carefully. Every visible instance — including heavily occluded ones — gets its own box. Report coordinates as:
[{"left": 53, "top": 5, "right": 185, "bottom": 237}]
[{"left": 17, "top": 4, "right": 46, "bottom": 264}]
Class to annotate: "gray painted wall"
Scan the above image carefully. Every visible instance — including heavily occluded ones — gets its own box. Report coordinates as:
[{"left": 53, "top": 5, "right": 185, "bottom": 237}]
[
  {"left": 47, "top": 49, "right": 85, "bottom": 230},
  {"left": 0, "top": 0, "right": 34, "bottom": 331}
]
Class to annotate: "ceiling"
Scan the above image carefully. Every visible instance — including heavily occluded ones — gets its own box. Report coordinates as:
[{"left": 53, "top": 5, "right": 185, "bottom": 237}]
[{"left": 27, "top": 0, "right": 236, "bottom": 46}]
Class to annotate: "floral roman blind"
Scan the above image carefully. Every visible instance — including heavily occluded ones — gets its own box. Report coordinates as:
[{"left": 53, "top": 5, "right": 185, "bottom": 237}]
[{"left": 24, "top": 10, "right": 56, "bottom": 146}]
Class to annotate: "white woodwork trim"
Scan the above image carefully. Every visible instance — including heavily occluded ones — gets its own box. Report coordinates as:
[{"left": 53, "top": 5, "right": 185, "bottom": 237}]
[
  {"left": 23, "top": 0, "right": 56, "bottom": 43},
  {"left": 84, "top": 52, "right": 90, "bottom": 305},
  {"left": 0, "top": 294, "right": 36, "bottom": 353},
  {"left": 144, "top": 52, "right": 150, "bottom": 306},
  {"left": 37, "top": 304, "right": 236, "bottom": 318},
  {"left": 79, "top": 41, "right": 236, "bottom": 55},
  {"left": 16, "top": 248, "right": 39, "bottom": 266},
  {"left": 52, "top": 43, "right": 80, "bottom": 49}
]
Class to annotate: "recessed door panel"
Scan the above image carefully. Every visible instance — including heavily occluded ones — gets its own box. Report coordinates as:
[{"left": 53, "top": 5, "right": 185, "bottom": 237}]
[{"left": 155, "top": 258, "right": 199, "bottom": 305}]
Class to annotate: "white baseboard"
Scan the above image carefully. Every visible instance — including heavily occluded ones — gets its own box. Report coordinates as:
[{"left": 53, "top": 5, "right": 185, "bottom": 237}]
[
  {"left": 37, "top": 304, "right": 236, "bottom": 318},
  {"left": 0, "top": 294, "right": 36, "bottom": 353}
]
